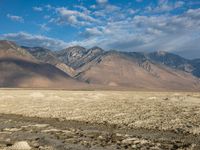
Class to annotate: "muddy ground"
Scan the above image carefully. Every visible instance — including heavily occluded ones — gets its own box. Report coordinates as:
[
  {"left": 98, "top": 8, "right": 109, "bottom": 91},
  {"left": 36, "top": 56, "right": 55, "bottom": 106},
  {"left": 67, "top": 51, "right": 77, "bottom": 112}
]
[{"left": 0, "top": 113, "right": 199, "bottom": 150}]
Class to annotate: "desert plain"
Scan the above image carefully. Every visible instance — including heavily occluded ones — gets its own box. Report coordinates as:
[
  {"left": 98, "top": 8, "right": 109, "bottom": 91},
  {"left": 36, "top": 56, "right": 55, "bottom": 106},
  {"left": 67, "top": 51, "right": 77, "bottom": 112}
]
[{"left": 0, "top": 90, "right": 200, "bottom": 150}]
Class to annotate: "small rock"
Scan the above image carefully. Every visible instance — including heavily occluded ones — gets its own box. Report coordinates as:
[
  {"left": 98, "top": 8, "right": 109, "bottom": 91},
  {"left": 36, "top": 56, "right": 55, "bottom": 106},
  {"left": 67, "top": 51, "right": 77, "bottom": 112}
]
[
  {"left": 140, "top": 139, "right": 149, "bottom": 145},
  {"left": 82, "top": 130, "right": 101, "bottom": 138},
  {"left": 115, "top": 133, "right": 124, "bottom": 141},
  {"left": 81, "top": 141, "right": 91, "bottom": 147},
  {"left": 124, "top": 134, "right": 130, "bottom": 138},
  {"left": 133, "top": 140, "right": 141, "bottom": 144},
  {"left": 131, "top": 144, "right": 137, "bottom": 149},
  {"left": 122, "top": 138, "right": 137, "bottom": 145},
  {"left": 39, "top": 146, "right": 54, "bottom": 150},
  {"left": 97, "top": 136, "right": 104, "bottom": 140},
  {"left": 5, "top": 138, "right": 11, "bottom": 143},
  {"left": 148, "top": 97, "right": 157, "bottom": 100},
  {"left": 10, "top": 141, "right": 31, "bottom": 150},
  {"left": 116, "top": 133, "right": 123, "bottom": 137},
  {"left": 31, "top": 124, "right": 49, "bottom": 128},
  {"left": 3, "top": 128, "right": 21, "bottom": 132},
  {"left": 150, "top": 146, "right": 161, "bottom": 150},
  {"left": 42, "top": 128, "right": 61, "bottom": 133},
  {"left": 31, "top": 141, "right": 40, "bottom": 148}
]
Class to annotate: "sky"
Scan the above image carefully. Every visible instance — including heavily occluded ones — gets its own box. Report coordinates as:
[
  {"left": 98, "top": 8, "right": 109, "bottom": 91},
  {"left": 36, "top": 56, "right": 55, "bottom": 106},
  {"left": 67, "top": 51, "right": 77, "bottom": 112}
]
[{"left": 0, "top": 0, "right": 200, "bottom": 59}]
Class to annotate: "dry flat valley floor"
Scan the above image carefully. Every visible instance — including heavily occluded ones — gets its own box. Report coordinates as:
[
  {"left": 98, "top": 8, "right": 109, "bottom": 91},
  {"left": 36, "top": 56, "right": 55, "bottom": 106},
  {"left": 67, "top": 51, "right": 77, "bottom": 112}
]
[{"left": 0, "top": 90, "right": 200, "bottom": 150}]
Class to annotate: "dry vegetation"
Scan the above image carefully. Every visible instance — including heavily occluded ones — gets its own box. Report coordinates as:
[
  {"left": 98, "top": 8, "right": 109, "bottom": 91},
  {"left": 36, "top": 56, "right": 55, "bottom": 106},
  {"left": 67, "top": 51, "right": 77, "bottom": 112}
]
[{"left": 0, "top": 90, "right": 200, "bottom": 134}]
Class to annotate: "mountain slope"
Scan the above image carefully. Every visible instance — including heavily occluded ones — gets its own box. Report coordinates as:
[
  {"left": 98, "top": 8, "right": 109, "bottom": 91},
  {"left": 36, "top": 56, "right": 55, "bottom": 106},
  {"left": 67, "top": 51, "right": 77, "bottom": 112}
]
[
  {"left": 0, "top": 40, "right": 35, "bottom": 60},
  {"left": 0, "top": 41, "right": 85, "bottom": 88},
  {"left": 76, "top": 51, "right": 200, "bottom": 90},
  {"left": 191, "top": 59, "right": 200, "bottom": 78},
  {"left": 0, "top": 40, "right": 200, "bottom": 90},
  {"left": 55, "top": 46, "right": 104, "bottom": 69},
  {"left": 23, "top": 47, "right": 76, "bottom": 77},
  {"left": 146, "top": 51, "right": 196, "bottom": 75}
]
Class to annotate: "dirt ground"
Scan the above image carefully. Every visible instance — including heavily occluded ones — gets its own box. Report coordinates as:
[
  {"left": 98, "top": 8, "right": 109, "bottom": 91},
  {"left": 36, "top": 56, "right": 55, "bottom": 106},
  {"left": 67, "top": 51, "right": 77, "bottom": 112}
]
[{"left": 0, "top": 90, "right": 200, "bottom": 149}]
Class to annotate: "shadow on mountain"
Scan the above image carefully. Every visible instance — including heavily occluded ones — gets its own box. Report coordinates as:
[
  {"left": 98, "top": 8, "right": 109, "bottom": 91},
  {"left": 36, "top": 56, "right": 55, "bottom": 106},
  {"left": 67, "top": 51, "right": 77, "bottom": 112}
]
[{"left": 0, "top": 57, "right": 77, "bottom": 88}]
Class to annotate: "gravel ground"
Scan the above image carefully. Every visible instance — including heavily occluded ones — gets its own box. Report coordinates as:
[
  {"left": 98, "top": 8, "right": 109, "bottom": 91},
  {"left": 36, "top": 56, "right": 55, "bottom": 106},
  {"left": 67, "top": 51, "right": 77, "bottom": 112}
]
[
  {"left": 0, "top": 114, "right": 199, "bottom": 150},
  {"left": 0, "top": 90, "right": 200, "bottom": 149}
]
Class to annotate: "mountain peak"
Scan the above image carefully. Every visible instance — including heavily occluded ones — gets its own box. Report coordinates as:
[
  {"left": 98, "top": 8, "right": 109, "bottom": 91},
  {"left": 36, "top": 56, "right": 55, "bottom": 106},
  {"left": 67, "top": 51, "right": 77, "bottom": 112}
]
[
  {"left": 88, "top": 46, "right": 104, "bottom": 54},
  {"left": 0, "top": 40, "right": 35, "bottom": 60},
  {"left": 155, "top": 50, "right": 168, "bottom": 56},
  {"left": 22, "top": 46, "right": 51, "bottom": 53},
  {"left": 0, "top": 40, "right": 18, "bottom": 50},
  {"left": 0, "top": 40, "right": 14, "bottom": 44},
  {"left": 65, "top": 45, "right": 86, "bottom": 51},
  {"left": 0, "top": 41, "right": 200, "bottom": 90},
  {"left": 90, "top": 46, "right": 103, "bottom": 50}
]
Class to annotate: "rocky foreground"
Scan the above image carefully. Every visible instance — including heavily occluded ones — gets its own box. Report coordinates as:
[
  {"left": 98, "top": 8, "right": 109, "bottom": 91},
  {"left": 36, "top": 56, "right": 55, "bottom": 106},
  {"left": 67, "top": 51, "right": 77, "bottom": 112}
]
[
  {"left": 0, "top": 114, "right": 199, "bottom": 150},
  {"left": 0, "top": 90, "right": 200, "bottom": 149}
]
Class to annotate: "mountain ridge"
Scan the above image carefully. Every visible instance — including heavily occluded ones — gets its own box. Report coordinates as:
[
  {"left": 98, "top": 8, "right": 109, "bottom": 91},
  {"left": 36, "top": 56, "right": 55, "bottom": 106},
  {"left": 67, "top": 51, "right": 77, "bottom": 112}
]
[
  {"left": 0, "top": 40, "right": 200, "bottom": 90},
  {"left": 0, "top": 40, "right": 87, "bottom": 88}
]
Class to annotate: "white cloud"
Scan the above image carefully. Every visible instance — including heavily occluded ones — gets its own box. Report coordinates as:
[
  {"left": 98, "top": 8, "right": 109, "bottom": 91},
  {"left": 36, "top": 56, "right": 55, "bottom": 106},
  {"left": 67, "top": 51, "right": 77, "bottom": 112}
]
[
  {"left": 105, "top": 4, "right": 120, "bottom": 12},
  {"left": 74, "top": 5, "right": 91, "bottom": 14},
  {"left": 81, "top": 27, "right": 103, "bottom": 37},
  {"left": 175, "top": 1, "right": 185, "bottom": 8},
  {"left": 7, "top": 14, "right": 24, "bottom": 23},
  {"left": 145, "top": 0, "right": 185, "bottom": 13},
  {"left": 96, "top": 0, "right": 108, "bottom": 4},
  {"left": 3, "top": 2, "right": 200, "bottom": 58},
  {"left": 45, "top": 4, "right": 54, "bottom": 10},
  {"left": 128, "top": 9, "right": 137, "bottom": 15},
  {"left": 39, "top": 24, "right": 50, "bottom": 31},
  {"left": 33, "top": 6, "right": 43, "bottom": 12},
  {"left": 67, "top": 8, "right": 200, "bottom": 58},
  {"left": 2, "top": 32, "right": 68, "bottom": 50},
  {"left": 90, "top": 5, "right": 96, "bottom": 9},
  {"left": 93, "top": 4, "right": 121, "bottom": 21},
  {"left": 44, "top": 15, "right": 50, "bottom": 19},
  {"left": 56, "top": 7, "right": 98, "bottom": 26},
  {"left": 186, "top": 8, "right": 200, "bottom": 19}
]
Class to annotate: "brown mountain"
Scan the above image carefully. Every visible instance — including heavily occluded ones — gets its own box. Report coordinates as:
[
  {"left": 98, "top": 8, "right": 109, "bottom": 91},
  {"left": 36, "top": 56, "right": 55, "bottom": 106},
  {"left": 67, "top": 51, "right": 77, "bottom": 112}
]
[
  {"left": 0, "top": 41, "right": 85, "bottom": 88},
  {"left": 55, "top": 46, "right": 104, "bottom": 69},
  {"left": 0, "top": 40, "right": 35, "bottom": 60},
  {"left": 22, "top": 46, "right": 76, "bottom": 77},
  {"left": 76, "top": 51, "right": 200, "bottom": 91},
  {"left": 24, "top": 46, "right": 104, "bottom": 77},
  {"left": 1, "top": 40, "right": 200, "bottom": 90}
]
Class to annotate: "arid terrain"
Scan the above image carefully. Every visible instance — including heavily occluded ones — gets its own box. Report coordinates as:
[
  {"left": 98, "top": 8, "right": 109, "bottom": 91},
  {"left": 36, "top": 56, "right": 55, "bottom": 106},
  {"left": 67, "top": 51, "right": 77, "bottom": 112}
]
[
  {"left": 0, "top": 90, "right": 200, "bottom": 149},
  {"left": 1, "top": 40, "right": 200, "bottom": 91},
  {"left": 1, "top": 1, "right": 200, "bottom": 150}
]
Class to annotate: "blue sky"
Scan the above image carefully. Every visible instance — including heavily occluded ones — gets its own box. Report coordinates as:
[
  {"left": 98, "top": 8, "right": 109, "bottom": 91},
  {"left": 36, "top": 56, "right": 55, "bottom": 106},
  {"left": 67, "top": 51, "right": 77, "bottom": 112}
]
[{"left": 1, "top": 0, "right": 200, "bottom": 58}]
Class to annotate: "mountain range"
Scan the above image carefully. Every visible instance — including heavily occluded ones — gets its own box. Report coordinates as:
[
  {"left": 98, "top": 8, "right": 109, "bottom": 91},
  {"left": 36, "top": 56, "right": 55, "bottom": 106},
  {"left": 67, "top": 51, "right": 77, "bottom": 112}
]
[{"left": 0, "top": 40, "right": 200, "bottom": 91}]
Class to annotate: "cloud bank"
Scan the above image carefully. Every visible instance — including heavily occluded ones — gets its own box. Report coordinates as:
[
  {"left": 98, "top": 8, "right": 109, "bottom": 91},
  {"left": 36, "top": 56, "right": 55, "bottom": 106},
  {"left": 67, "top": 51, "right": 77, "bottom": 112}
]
[
  {"left": 2, "top": 32, "right": 68, "bottom": 50},
  {"left": 2, "top": 0, "right": 200, "bottom": 58}
]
